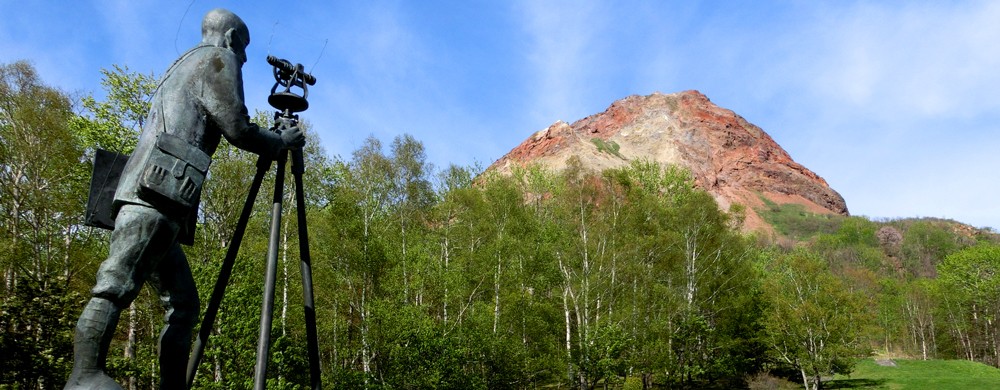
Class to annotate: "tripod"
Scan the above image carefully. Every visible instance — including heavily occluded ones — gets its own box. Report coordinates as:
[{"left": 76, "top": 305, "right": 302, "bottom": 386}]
[{"left": 186, "top": 57, "right": 321, "bottom": 390}]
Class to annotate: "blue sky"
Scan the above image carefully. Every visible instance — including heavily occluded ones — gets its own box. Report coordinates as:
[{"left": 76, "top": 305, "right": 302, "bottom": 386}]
[{"left": 3, "top": 1, "right": 1000, "bottom": 229}]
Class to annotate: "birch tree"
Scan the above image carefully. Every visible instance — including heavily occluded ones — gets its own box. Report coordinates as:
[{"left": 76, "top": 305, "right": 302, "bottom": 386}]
[
  {"left": 388, "top": 134, "right": 434, "bottom": 305},
  {"left": 762, "top": 249, "right": 871, "bottom": 390},
  {"left": 0, "top": 60, "right": 91, "bottom": 387},
  {"left": 935, "top": 243, "right": 1000, "bottom": 365}
]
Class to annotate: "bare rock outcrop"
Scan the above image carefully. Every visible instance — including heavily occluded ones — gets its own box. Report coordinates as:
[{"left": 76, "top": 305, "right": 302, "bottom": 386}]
[{"left": 488, "top": 90, "right": 848, "bottom": 231}]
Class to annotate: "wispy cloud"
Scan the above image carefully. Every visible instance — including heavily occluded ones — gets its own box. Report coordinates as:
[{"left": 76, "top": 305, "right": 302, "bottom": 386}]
[
  {"left": 760, "top": 1, "right": 1000, "bottom": 226},
  {"left": 289, "top": 3, "right": 489, "bottom": 167},
  {"left": 805, "top": 1, "right": 1000, "bottom": 122},
  {"left": 515, "top": 0, "right": 608, "bottom": 126},
  {"left": 317, "top": 3, "right": 438, "bottom": 151}
]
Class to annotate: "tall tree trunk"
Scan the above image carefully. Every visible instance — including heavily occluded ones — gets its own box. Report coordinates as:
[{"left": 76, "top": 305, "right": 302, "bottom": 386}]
[
  {"left": 281, "top": 217, "right": 290, "bottom": 336},
  {"left": 563, "top": 287, "right": 573, "bottom": 385},
  {"left": 126, "top": 304, "right": 137, "bottom": 390},
  {"left": 402, "top": 219, "right": 409, "bottom": 304},
  {"left": 930, "top": 313, "right": 938, "bottom": 359},
  {"left": 684, "top": 229, "right": 698, "bottom": 309},
  {"left": 213, "top": 325, "right": 222, "bottom": 382},
  {"left": 442, "top": 233, "right": 449, "bottom": 325},
  {"left": 63, "top": 226, "right": 72, "bottom": 280},
  {"left": 214, "top": 350, "right": 222, "bottom": 383},
  {"left": 361, "top": 282, "right": 371, "bottom": 375},
  {"left": 493, "top": 254, "right": 501, "bottom": 334},
  {"left": 332, "top": 295, "right": 339, "bottom": 370},
  {"left": 493, "top": 226, "right": 504, "bottom": 334}
]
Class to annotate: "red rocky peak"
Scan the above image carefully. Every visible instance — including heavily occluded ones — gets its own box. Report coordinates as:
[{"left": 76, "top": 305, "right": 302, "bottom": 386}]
[{"left": 488, "top": 90, "right": 848, "bottom": 231}]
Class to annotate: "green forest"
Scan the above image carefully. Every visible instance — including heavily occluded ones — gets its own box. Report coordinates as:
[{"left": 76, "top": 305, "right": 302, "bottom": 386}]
[{"left": 3, "top": 60, "right": 1000, "bottom": 390}]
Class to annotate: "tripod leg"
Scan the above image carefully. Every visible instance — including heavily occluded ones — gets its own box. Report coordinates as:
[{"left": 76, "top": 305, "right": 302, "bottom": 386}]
[
  {"left": 254, "top": 150, "right": 288, "bottom": 390},
  {"left": 292, "top": 148, "right": 322, "bottom": 389},
  {"left": 187, "top": 155, "right": 272, "bottom": 388}
]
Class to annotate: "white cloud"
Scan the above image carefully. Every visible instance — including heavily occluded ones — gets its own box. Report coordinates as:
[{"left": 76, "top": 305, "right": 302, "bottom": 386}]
[
  {"left": 785, "top": 2, "right": 1000, "bottom": 227},
  {"left": 286, "top": 3, "right": 492, "bottom": 168},
  {"left": 804, "top": 1, "right": 1000, "bottom": 122},
  {"left": 515, "top": 0, "right": 608, "bottom": 125}
]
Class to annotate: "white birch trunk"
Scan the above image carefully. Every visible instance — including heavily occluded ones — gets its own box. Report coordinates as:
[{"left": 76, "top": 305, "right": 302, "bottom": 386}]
[
  {"left": 281, "top": 219, "right": 289, "bottom": 336},
  {"left": 402, "top": 220, "right": 409, "bottom": 304},
  {"left": 563, "top": 287, "right": 573, "bottom": 383},
  {"left": 361, "top": 285, "right": 371, "bottom": 374},
  {"left": 442, "top": 234, "right": 449, "bottom": 325},
  {"left": 214, "top": 332, "right": 222, "bottom": 382},
  {"left": 493, "top": 256, "right": 501, "bottom": 334},
  {"left": 126, "top": 304, "right": 137, "bottom": 390}
]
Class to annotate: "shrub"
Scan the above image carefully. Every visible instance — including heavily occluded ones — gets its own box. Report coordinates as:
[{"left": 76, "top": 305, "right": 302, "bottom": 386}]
[{"left": 591, "top": 138, "right": 623, "bottom": 158}]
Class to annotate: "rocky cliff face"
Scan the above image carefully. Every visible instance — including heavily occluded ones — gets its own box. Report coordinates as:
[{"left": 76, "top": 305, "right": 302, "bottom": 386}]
[{"left": 487, "top": 90, "right": 848, "bottom": 231}]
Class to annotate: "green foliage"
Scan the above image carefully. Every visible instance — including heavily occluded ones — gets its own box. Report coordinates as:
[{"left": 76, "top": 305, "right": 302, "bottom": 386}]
[
  {"left": 933, "top": 242, "right": 1000, "bottom": 363},
  {"left": 622, "top": 376, "right": 644, "bottom": 390},
  {"left": 761, "top": 249, "right": 873, "bottom": 390},
  {"left": 0, "top": 60, "right": 90, "bottom": 281},
  {"left": 188, "top": 250, "right": 268, "bottom": 387},
  {"left": 937, "top": 243, "right": 1000, "bottom": 299},
  {"left": 0, "top": 275, "right": 84, "bottom": 387},
  {"left": 756, "top": 194, "right": 843, "bottom": 239},
  {"left": 369, "top": 302, "right": 467, "bottom": 388},
  {"left": 71, "top": 64, "right": 156, "bottom": 155},
  {"left": 575, "top": 324, "right": 630, "bottom": 388},
  {"left": 269, "top": 334, "right": 311, "bottom": 388},
  {"left": 590, "top": 137, "right": 623, "bottom": 158},
  {"left": 538, "top": 160, "right": 767, "bottom": 387},
  {"left": 814, "top": 217, "right": 885, "bottom": 272},
  {"left": 830, "top": 217, "right": 880, "bottom": 248},
  {"left": 0, "top": 60, "right": 97, "bottom": 389},
  {"left": 900, "top": 219, "right": 967, "bottom": 277}
]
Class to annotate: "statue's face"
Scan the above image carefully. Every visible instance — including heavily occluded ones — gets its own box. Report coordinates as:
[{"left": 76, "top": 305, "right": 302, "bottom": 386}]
[{"left": 229, "top": 28, "right": 250, "bottom": 64}]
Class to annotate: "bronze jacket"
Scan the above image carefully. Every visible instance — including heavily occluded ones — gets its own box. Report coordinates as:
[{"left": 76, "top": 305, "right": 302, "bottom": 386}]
[{"left": 114, "top": 44, "right": 279, "bottom": 243}]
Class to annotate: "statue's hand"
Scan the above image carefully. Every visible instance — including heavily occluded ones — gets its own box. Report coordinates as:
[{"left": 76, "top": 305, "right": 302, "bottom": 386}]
[{"left": 280, "top": 126, "right": 306, "bottom": 149}]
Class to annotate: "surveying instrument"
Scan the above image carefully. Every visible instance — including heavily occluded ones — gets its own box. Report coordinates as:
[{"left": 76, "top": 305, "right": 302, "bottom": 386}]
[{"left": 186, "top": 56, "right": 321, "bottom": 390}]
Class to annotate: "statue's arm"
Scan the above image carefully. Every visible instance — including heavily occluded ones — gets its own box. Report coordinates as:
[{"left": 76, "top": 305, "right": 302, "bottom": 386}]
[{"left": 202, "top": 49, "right": 282, "bottom": 157}]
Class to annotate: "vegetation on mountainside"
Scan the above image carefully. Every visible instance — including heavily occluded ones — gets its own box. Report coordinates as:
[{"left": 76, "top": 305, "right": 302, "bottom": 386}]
[
  {"left": 757, "top": 194, "right": 842, "bottom": 239},
  {"left": 591, "top": 137, "right": 623, "bottom": 158},
  {"left": 4, "top": 60, "right": 1000, "bottom": 389}
]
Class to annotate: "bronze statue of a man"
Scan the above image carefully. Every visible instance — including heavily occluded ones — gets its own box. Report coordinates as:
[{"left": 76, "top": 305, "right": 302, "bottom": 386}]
[{"left": 66, "top": 9, "right": 303, "bottom": 389}]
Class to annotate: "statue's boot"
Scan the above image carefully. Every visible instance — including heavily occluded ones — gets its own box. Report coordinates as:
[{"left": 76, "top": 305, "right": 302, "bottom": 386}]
[
  {"left": 64, "top": 297, "right": 124, "bottom": 390},
  {"left": 157, "top": 315, "right": 194, "bottom": 389}
]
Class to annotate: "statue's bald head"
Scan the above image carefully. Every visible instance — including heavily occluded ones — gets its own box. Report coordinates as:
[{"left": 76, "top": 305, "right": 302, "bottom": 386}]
[{"left": 201, "top": 9, "right": 250, "bottom": 63}]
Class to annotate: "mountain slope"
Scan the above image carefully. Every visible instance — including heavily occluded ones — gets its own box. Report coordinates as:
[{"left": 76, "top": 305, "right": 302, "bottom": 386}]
[{"left": 487, "top": 90, "right": 848, "bottom": 231}]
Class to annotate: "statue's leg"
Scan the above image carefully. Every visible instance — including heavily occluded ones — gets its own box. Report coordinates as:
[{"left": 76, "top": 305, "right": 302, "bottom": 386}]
[
  {"left": 64, "top": 297, "right": 125, "bottom": 390},
  {"left": 65, "top": 205, "right": 178, "bottom": 390},
  {"left": 149, "top": 243, "right": 199, "bottom": 389}
]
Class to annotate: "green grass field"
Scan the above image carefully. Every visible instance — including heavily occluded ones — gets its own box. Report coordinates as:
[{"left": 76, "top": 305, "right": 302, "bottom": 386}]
[{"left": 827, "top": 358, "right": 1000, "bottom": 389}]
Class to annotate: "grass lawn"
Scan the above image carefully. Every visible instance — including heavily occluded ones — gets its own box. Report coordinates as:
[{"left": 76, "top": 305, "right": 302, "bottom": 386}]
[{"left": 826, "top": 358, "right": 1000, "bottom": 389}]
